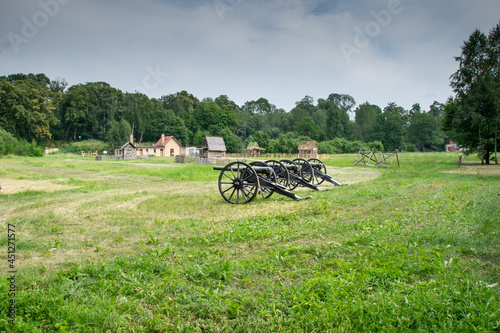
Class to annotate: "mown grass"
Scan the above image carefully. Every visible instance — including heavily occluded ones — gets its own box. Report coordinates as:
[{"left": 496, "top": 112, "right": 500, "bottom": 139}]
[{"left": 0, "top": 153, "right": 499, "bottom": 332}]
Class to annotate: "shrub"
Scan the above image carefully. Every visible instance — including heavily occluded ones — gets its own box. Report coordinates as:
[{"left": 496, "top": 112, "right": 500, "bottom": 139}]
[
  {"left": 0, "top": 127, "right": 18, "bottom": 155},
  {"left": 0, "top": 128, "right": 44, "bottom": 157},
  {"left": 367, "top": 140, "right": 384, "bottom": 151},
  {"left": 60, "top": 140, "right": 111, "bottom": 154},
  {"left": 343, "top": 140, "right": 366, "bottom": 153},
  {"left": 14, "top": 139, "right": 44, "bottom": 157}
]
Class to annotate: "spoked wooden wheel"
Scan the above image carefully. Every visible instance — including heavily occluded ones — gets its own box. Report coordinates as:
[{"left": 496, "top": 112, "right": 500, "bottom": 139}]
[
  {"left": 280, "top": 159, "right": 301, "bottom": 191},
  {"left": 293, "top": 158, "right": 314, "bottom": 184},
  {"left": 249, "top": 161, "right": 276, "bottom": 199},
  {"left": 218, "top": 161, "right": 259, "bottom": 204},
  {"left": 308, "top": 158, "right": 327, "bottom": 185},
  {"left": 265, "top": 160, "right": 290, "bottom": 189}
]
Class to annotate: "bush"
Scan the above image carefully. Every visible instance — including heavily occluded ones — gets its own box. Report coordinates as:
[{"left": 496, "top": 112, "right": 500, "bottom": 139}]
[
  {"left": 367, "top": 140, "right": 384, "bottom": 151},
  {"left": 14, "top": 139, "right": 44, "bottom": 157},
  {"left": 0, "top": 128, "right": 44, "bottom": 157},
  {"left": 343, "top": 140, "right": 366, "bottom": 153},
  {"left": 60, "top": 140, "right": 111, "bottom": 154},
  {"left": 402, "top": 143, "right": 417, "bottom": 152},
  {"left": 0, "top": 127, "right": 18, "bottom": 155}
]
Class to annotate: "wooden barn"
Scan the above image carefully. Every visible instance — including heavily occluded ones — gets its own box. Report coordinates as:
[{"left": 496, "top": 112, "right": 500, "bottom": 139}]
[
  {"left": 114, "top": 141, "right": 137, "bottom": 159},
  {"left": 246, "top": 142, "right": 265, "bottom": 157},
  {"left": 298, "top": 141, "right": 318, "bottom": 159},
  {"left": 199, "top": 136, "right": 226, "bottom": 164}
]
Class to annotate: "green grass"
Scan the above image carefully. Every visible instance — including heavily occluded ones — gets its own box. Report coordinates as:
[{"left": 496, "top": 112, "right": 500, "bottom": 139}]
[{"left": 0, "top": 153, "right": 499, "bottom": 332}]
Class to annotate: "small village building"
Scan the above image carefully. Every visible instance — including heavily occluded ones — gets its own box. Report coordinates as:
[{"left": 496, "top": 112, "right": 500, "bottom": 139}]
[
  {"left": 136, "top": 134, "right": 182, "bottom": 157},
  {"left": 199, "top": 136, "right": 226, "bottom": 164},
  {"left": 298, "top": 141, "right": 318, "bottom": 159},
  {"left": 180, "top": 146, "right": 200, "bottom": 156},
  {"left": 114, "top": 135, "right": 137, "bottom": 159},
  {"left": 246, "top": 142, "right": 265, "bottom": 157}
]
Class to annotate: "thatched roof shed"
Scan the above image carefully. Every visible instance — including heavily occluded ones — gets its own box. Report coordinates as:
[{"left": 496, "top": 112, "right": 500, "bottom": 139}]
[
  {"left": 298, "top": 141, "right": 318, "bottom": 159},
  {"left": 247, "top": 142, "right": 265, "bottom": 157}
]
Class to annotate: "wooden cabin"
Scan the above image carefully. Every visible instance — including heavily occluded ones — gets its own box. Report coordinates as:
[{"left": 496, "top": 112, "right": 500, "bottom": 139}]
[
  {"left": 199, "top": 136, "right": 226, "bottom": 164},
  {"left": 114, "top": 141, "right": 137, "bottom": 159},
  {"left": 298, "top": 141, "right": 318, "bottom": 159}
]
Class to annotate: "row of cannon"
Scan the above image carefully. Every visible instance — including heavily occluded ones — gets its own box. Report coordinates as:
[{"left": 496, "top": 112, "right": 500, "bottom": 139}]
[{"left": 213, "top": 158, "right": 342, "bottom": 204}]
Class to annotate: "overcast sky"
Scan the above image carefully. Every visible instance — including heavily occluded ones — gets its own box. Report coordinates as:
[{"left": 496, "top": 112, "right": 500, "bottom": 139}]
[{"left": 1, "top": 0, "right": 499, "bottom": 112}]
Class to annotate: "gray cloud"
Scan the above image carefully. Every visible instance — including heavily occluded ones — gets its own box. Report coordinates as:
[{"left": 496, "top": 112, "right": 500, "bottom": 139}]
[{"left": 0, "top": 0, "right": 499, "bottom": 111}]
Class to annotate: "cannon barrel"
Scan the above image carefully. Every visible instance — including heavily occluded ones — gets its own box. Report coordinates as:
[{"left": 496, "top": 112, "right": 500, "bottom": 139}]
[{"left": 213, "top": 165, "right": 272, "bottom": 173}]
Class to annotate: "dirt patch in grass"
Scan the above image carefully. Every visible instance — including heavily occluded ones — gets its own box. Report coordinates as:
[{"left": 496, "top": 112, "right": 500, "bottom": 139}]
[
  {"left": 445, "top": 162, "right": 500, "bottom": 177},
  {"left": 327, "top": 166, "right": 382, "bottom": 185},
  {"left": 0, "top": 178, "right": 81, "bottom": 194}
]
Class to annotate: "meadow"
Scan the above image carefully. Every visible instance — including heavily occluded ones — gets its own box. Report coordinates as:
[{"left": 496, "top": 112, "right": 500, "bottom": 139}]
[{"left": 0, "top": 152, "right": 499, "bottom": 332}]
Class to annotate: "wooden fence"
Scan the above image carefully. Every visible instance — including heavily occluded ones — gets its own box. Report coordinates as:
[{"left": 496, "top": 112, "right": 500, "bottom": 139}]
[{"left": 225, "top": 153, "right": 331, "bottom": 160}]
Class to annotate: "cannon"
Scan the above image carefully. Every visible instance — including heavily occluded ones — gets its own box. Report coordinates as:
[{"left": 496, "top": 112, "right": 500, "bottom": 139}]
[
  {"left": 213, "top": 159, "right": 342, "bottom": 204},
  {"left": 213, "top": 161, "right": 312, "bottom": 204},
  {"left": 272, "top": 159, "right": 320, "bottom": 191},
  {"left": 296, "top": 158, "right": 342, "bottom": 186},
  {"left": 267, "top": 158, "right": 342, "bottom": 190}
]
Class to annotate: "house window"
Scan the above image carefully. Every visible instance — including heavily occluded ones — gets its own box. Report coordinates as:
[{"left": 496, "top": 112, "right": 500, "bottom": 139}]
[
  {"left": 170, "top": 149, "right": 174, "bottom": 156},
  {"left": 154, "top": 149, "right": 156, "bottom": 154}
]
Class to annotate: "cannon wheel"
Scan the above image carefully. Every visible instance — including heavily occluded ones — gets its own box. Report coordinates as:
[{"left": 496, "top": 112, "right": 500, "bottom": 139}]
[
  {"left": 280, "top": 159, "right": 301, "bottom": 191},
  {"left": 293, "top": 158, "right": 314, "bottom": 184},
  {"left": 249, "top": 161, "right": 277, "bottom": 199},
  {"left": 265, "top": 160, "right": 289, "bottom": 189},
  {"left": 218, "top": 161, "right": 259, "bottom": 204},
  {"left": 308, "top": 158, "right": 327, "bottom": 185}
]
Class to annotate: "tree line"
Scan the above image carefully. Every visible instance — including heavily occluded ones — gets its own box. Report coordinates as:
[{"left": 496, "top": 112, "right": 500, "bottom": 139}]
[
  {"left": 0, "top": 75, "right": 445, "bottom": 154},
  {"left": 0, "top": 23, "right": 497, "bottom": 159}
]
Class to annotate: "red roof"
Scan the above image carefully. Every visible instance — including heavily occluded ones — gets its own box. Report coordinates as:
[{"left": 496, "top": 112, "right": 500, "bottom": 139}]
[{"left": 154, "top": 135, "right": 181, "bottom": 147}]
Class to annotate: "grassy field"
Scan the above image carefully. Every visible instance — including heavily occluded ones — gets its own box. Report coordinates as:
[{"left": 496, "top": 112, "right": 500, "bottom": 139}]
[{"left": 0, "top": 153, "right": 499, "bottom": 332}]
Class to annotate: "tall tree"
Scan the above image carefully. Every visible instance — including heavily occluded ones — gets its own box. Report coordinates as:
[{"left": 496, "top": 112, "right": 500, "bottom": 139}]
[
  {"left": 318, "top": 93, "right": 355, "bottom": 140},
  {"left": 447, "top": 23, "right": 500, "bottom": 163},
  {"left": 192, "top": 100, "right": 239, "bottom": 134},
  {"left": 407, "top": 108, "right": 444, "bottom": 151},
  {"left": 0, "top": 74, "right": 58, "bottom": 141},
  {"left": 371, "top": 102, "right": 406, "bottom": 151},
  {"left": 352, "top": 102, "right": 382, "bottom": 141}
]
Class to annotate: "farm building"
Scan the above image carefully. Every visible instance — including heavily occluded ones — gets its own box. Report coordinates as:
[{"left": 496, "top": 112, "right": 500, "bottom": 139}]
[
  {"left": 199, "top": 136, "right": 226, "bottom": 164},
  {"left": 114, "top": 136, "right": 137, "bottom": 159},
  {"left": 246, "top": 142, "right": 265, "bottom": 157},
  {"left": 136, "top": 134, "right": 182, "bottom": 157},
  {"left": 180, "top": 146, "right": 199, "bottom": 156},
  {"left": 298, "top": 141, "right": 318, "bottom": 159}
]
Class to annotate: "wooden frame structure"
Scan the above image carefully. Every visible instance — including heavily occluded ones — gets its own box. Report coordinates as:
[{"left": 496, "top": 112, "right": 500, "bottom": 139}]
[
  {"left": 199, "top": 136, "right": 226, "bottom": 164},
  {"left": 298, "top": 141, "right": 318, "bottom": 159},
  {"left": 246, "top": 142, "right": 265, "bottom": 157},
  {"left": 353, "top": 150, "right": 399, "bottom": 168}
]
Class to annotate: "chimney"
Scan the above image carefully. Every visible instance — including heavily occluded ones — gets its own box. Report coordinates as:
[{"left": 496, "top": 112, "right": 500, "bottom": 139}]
[
  {"left": 161, "top": 134, "right": 165, "bottom": 144},
  {"left": 129, "top": 134, "right": 133, "bottom": 144}
]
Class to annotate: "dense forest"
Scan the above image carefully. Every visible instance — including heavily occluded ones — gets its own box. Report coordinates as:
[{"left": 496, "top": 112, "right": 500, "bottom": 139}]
[{"left": 0, "top": 72, "right": 446, "bottom": 155}]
